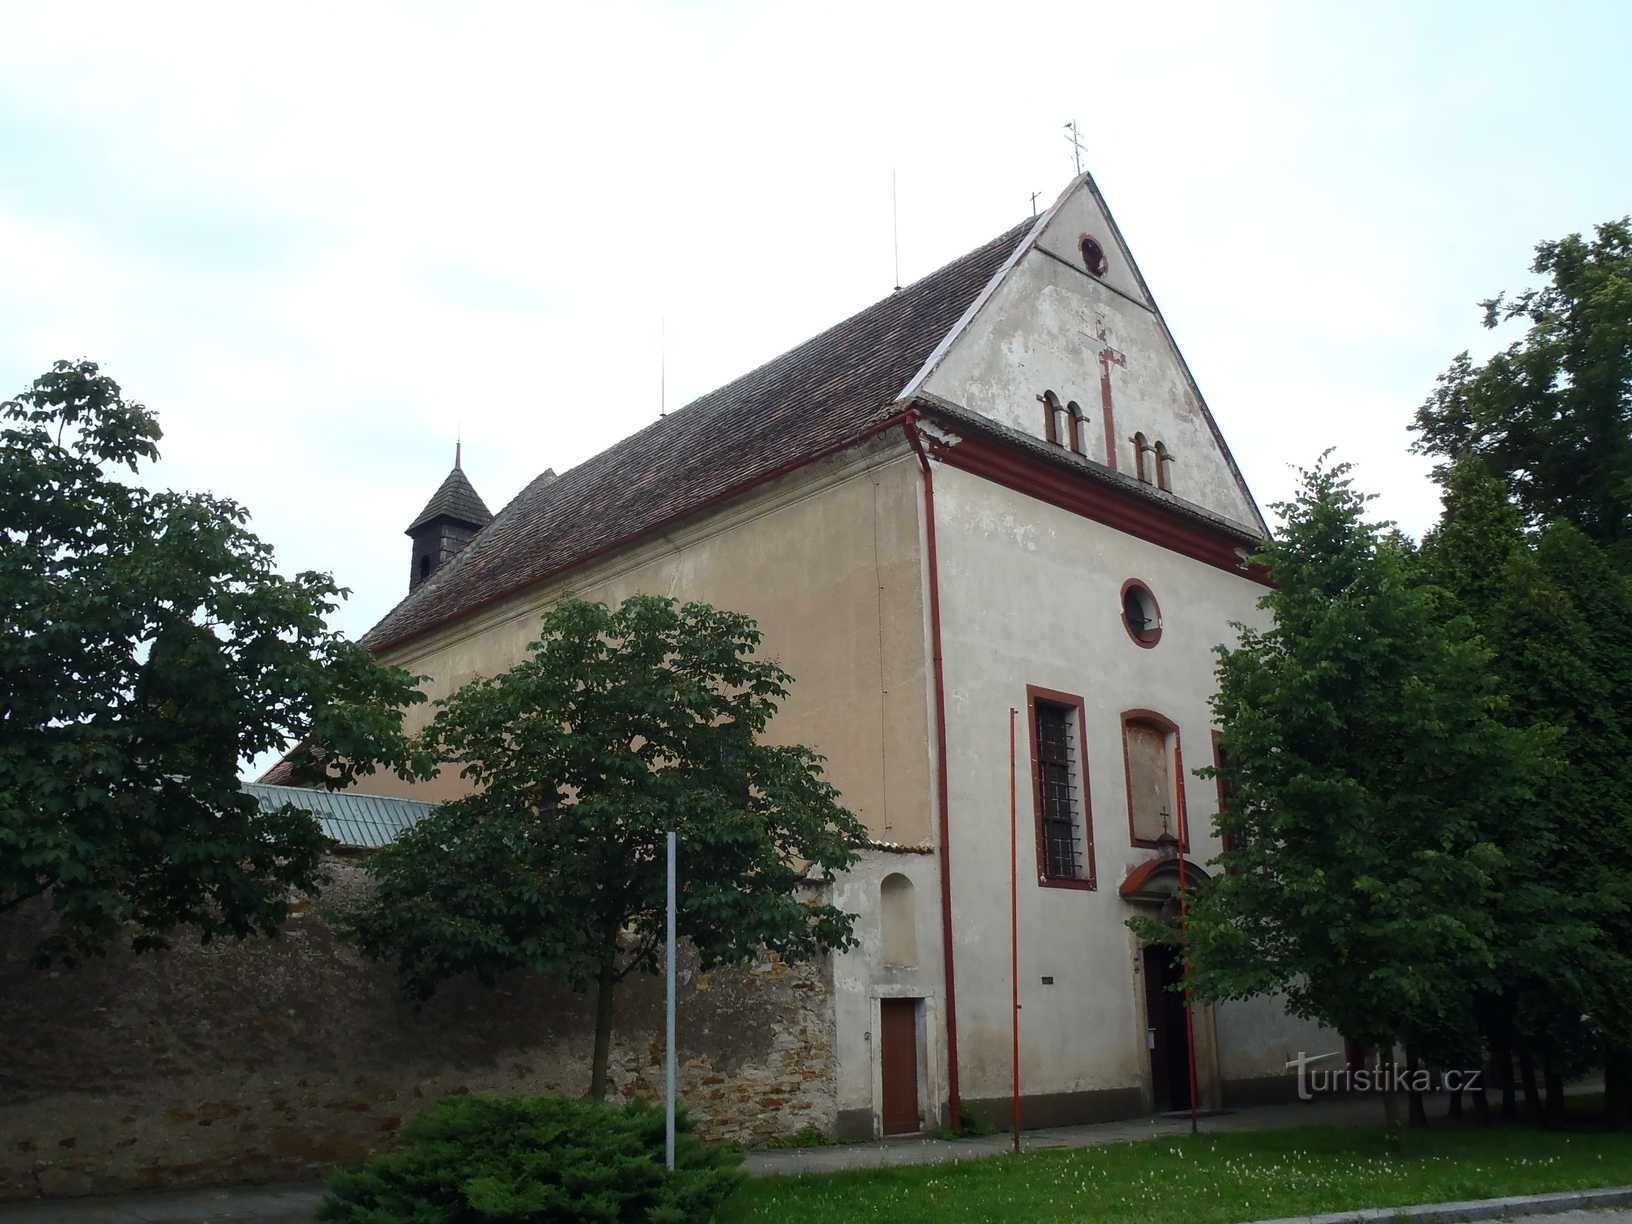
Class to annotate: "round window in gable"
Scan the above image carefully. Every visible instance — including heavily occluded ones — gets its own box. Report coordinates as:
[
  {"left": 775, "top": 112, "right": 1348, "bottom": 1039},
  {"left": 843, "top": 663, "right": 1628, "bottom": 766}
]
[
  {"left": 1080, "top": 235, "right": 1109, "bottom": 277},
  {"left": 1121, "top": 579, "right": 1162, "bottom": 648}
]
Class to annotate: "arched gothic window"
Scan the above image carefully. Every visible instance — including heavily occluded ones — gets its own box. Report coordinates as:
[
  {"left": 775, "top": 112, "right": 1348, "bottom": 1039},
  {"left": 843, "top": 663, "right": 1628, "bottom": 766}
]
[{"left": 1066, "top": 401, "right": 1086, "bottom": 455}]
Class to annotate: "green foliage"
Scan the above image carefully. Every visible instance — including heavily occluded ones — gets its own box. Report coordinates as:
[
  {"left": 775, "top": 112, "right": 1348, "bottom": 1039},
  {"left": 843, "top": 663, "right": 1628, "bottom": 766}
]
[
  {"left": 1421, "top": 460, "right": 1632, "bottom": 1072},
  {"left": 318, "top": 1094, "right": 743, "bottom": 1224},
  {"left": 0, "top": 360, "right": 427, "bottom": 963},
  {"left": 1176, "top": 457, "right": 1543, "bottom": 1060},
  {"left": 343, "top": 594, "right": 869, "bottom": 1096},
  {"left": 1411, "top": 217, "right": 1632, "bottom": 565}
]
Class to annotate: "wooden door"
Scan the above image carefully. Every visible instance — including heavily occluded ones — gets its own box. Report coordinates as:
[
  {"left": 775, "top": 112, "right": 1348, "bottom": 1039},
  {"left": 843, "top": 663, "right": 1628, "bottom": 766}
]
[
  {"left": 880, "top": 998, "right": 920, "bottom": 1135},
  {"left": 1143, "top": 945, "right": 1192, "bottom": 1112}
]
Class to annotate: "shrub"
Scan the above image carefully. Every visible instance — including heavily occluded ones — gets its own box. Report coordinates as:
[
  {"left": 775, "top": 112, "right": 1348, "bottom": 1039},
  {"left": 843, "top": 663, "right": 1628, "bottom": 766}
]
[{"left": 317, "top": 1094, "right": 744, "bottom": 1223}]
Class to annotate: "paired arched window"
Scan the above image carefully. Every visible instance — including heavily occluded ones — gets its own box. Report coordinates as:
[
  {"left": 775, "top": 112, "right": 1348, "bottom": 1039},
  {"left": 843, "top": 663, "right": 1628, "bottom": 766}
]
[
  {"left": 1041, "top": 391, "right": 1088, "bottom": 455},
  {"left": 1154, "top": 441, "right": 1174, "bottom": 492},
  {"left": 1132, "top": 432, "right": 1152, "bottom": 483},
  {"left": 1040, "top": 390, "right": 1068, "bottom": 448},
  {"left": 880, "top": 873, "right": 917, "bottom": 966},
  {"left": 1131, "top": 435, "right": 1175, "bottom": 491}
]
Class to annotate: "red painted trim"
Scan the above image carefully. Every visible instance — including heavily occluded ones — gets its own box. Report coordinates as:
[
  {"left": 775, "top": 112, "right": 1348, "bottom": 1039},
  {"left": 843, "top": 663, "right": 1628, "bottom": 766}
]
[
  {"left": 1212, "top": 729, "right": 1240, "bottom": 872},
  {"left": 1025, "top": 685, "right": 1098, "bottom": 891},
  {"left": 370, "top": 409, "right": 920, "bottom": 655},
  {"left": 903, "top": 413, "right": 961, "bottom": 1127},
  {"left": 1099, "top": 371, "right": 1118, "bottom": 472},
  {"left": 1117, "top": 852, "right": 1209, "bottom": 898},
  {"left": 1119, "top": 578, "right": 1163, "bottom": 649},
  {"left": 1120, "top": 708, "right": 1186, "bottom": 851},
  {"left": 922, "top": 431, "right": 1270, "bottom": 586},
  {"left": 1211, "top": 729, "right": 1227, "bottom": 817}
]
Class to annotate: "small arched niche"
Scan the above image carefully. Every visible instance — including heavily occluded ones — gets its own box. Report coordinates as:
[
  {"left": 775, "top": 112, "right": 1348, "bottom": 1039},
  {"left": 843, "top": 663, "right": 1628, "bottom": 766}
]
[{"left": 880, "top": 873, "right": 917, "bottom": 967}]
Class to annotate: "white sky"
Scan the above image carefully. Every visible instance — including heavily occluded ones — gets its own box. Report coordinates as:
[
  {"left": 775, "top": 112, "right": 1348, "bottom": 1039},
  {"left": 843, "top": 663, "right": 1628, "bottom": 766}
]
[{"left": 4, "top": 0, "right": 1629, "bottom": 654}]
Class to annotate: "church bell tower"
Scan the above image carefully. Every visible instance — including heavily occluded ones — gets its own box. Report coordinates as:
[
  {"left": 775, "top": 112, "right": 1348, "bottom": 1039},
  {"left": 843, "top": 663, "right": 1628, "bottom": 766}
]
[{"left": 406, "top": 443, "right": 493, "bottom": 592}]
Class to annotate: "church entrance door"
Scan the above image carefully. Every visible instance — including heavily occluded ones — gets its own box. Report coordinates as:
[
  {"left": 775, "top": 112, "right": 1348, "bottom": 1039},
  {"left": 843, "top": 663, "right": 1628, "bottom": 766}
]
[{"left": 1142, "top": 944, "right": 1193, "bottom": 1113}]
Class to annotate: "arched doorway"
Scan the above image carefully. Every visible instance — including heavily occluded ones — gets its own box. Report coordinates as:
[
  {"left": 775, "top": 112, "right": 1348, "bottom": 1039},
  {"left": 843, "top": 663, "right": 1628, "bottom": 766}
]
[{"left": 1121, "top": 851, "right": 1212, "bottom": 1115}]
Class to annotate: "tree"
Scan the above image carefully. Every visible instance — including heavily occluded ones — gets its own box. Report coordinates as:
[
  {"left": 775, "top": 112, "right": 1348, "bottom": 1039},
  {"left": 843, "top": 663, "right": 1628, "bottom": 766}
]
[
  {"left": 1, "top": 360, "right": 426, "bottom": 963},
  {"left": 1179, "top": 458, "right": 1544, "bottom": 1124},
  {"left": 1411, "top": 218, "right": 1632, "bottom": 565},
  {"left": 1421, "top": 461, "right": 1632, "bottom": 1120},
  {"left": 342, "top": 595, "right": 869, "bottom": 1099}
]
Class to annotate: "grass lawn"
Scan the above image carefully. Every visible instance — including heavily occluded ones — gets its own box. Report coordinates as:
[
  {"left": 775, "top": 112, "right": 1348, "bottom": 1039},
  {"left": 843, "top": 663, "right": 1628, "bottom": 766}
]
[{"left": 724, "top": 1124, "right": 1632, "bottom": 1223}]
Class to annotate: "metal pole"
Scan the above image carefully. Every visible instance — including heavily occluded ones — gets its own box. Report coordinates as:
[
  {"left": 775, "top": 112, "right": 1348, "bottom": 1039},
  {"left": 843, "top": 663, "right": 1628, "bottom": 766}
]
[
  {"left": 1175, "top": 750, "right": 1199, "bottom": 1136},
  {"left": 665, "top": 830, "right": 676, "bottom": 1170},
  {"left": 1010, "top": 706, "right": 1021, "bottom": 1155}
]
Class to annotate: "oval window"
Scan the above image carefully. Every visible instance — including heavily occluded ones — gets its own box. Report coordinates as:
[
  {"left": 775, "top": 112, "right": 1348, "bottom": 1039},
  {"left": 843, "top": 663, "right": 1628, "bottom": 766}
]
[
  {"left": 1080, "top": 235, "right": 1109, "bottom": 277},
  {"left": 1121, "top": 580, "right": 1162, "bottom": 647}
]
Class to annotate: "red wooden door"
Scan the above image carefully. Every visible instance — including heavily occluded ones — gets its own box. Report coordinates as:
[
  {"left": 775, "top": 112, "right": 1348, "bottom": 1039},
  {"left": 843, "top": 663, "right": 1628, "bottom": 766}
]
[{"left": 880, "top": 998, "right": 920, "bottom": 1135}]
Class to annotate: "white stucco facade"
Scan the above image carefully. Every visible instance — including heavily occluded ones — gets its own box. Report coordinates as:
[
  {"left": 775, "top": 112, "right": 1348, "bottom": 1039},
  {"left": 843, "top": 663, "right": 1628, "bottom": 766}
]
[
  {"left": 901, "top": 175, "right": 1333, "bottom": 1121},
  {"left": 352, "top": 173, "right": 1334, "bottom": 1138},
  {"left": 926, "top": 462, "right": 1333, "bottom": 1117}
]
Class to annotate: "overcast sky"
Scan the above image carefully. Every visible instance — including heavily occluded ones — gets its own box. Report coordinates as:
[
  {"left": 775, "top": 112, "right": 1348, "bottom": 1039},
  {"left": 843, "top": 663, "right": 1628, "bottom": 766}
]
[{"left": 5, "top": 0, "right": 1629, "bottom": 651}]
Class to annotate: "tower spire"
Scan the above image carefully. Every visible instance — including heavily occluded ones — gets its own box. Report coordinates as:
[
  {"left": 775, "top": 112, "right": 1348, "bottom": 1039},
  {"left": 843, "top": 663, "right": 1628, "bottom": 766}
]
[{"left": 455, "top": 437, "right": 462, "bottom": 470}]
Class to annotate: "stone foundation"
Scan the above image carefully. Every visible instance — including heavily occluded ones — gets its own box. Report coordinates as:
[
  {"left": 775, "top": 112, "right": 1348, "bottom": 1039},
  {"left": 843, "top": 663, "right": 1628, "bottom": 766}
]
[{"left": 0, "top": 857, "right": 836, "bottom": 1199}]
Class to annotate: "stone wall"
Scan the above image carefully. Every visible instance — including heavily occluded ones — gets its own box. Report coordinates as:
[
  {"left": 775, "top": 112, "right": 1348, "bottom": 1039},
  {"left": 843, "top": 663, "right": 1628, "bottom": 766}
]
[{"left": 0, "top": 857, "right": 836, "bottom": 1200}]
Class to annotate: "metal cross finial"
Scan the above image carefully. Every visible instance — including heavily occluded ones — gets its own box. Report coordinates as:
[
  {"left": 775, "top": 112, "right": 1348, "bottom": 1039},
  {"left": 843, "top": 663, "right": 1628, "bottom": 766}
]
[
  {"left": 455, "top": 437, "right": 462, "bottom": 469},
  {"left": 1064, "top": 119, "right": 1085, "bottom": 177}
]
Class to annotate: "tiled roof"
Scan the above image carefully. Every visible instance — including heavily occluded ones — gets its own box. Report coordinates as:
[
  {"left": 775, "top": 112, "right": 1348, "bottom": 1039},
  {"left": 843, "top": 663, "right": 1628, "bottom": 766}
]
[
  {"left": 242, "top": 782, "right": 433, "bottom": 850},
  {"left": 360, "top": 218, "right": 1035, "bottom": 651},
  {"left": 407, "top": 463, "right": 494, "bottom": 533}
]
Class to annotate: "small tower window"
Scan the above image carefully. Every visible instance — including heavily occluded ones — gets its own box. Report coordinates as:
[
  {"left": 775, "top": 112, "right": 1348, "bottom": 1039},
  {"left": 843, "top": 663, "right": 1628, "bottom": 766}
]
[
  {"left": 1132, "top": 432, "right": 1153, "bottom": 483},
  {"left": 1154, "top": 441, "right": 1174, "bottom": 492},
  {"left": 1121, "top": 579, "right": 1162, "bottom": 648},
  {"left": 1040, "top": 390, "right": 1070, "bottom": 448},
  {"left": 1079, "top": 235, "right": 1109, "bottom": 277},
  {"left": 1066, "top": 400, "right": 1086, "bottom": 455},
  {"left": 418, "top": 554, "right": 431, "bottom": 580}
]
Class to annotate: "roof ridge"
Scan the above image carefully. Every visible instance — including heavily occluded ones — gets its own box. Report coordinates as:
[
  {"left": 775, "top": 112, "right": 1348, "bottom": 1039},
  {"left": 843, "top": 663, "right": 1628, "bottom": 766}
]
[{"left": 359, "top": 215, "right": 1035, "bottom": 652}]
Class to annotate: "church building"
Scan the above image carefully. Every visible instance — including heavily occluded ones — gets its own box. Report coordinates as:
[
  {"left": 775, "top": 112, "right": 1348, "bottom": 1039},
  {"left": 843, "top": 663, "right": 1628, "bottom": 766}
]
[{"left": 349, "top": 174, "right": 1333, "bottom": 1138}]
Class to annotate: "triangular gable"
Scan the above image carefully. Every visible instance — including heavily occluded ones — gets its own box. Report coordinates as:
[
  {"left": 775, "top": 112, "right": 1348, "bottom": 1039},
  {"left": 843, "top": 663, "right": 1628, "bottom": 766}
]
[{"left": 899, "top": 175, "right": 1268, "bottom": 537}]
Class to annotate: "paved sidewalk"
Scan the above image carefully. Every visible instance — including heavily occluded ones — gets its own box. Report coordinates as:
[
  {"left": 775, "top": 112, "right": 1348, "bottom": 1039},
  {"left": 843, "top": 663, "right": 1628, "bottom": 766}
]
[
  {"left": 0, "top": 1096, "right": 1391, "bottom": 1222},
  {"left": 746, "top": 1093, "right": 1378, "bottom": 1175}
]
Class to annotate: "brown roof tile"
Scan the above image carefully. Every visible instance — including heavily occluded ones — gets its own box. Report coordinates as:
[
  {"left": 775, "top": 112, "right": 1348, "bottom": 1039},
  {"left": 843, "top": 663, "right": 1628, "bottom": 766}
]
[{"left": 360, "top": 217, "right": 1033, "bottom": 652}]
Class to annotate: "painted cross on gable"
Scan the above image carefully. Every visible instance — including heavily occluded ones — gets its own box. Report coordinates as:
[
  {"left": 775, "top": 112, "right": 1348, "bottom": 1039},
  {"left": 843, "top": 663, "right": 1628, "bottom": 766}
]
[{"left": 1094, "top": 323, "right": 1126, "bottom": 472}]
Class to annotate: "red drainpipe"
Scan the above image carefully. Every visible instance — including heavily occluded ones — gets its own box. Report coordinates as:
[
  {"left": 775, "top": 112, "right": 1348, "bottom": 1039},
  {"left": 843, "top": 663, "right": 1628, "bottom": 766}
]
[{"left": 902, "top": 411, "right": 961, "bottom": 1127}]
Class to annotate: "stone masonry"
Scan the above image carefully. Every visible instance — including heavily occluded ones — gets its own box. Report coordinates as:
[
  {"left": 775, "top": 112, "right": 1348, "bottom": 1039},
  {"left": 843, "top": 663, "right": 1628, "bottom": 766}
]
[{"left": 0, "top": 857, "right": 836, "bottom": 1200}]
